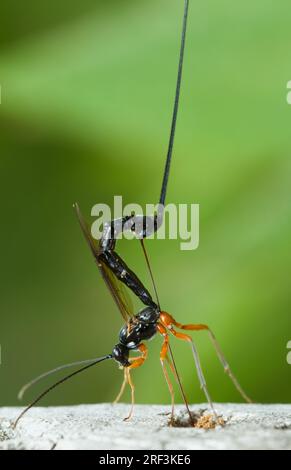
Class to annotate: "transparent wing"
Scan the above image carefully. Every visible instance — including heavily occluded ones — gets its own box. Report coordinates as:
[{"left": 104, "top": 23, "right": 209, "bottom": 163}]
[
  {"left": 74, "top": 203, "right": 133, "bottom": 322},
  {"left": 98, "top": 259, "right": 134, "bottom": 320}
]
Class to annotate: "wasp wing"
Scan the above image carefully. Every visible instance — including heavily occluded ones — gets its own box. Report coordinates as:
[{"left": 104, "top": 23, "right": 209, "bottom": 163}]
[
  {"left": 98, "top": 259, "right": 134, "bottom": 321},
  {"left": 74, "top": 203, "right": 133, "bottom": 322}
]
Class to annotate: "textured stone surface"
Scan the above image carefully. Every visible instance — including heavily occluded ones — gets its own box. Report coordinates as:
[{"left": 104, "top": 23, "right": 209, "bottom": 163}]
[{"left": 0, "top": 403, "right": 290, "bottom": 450}]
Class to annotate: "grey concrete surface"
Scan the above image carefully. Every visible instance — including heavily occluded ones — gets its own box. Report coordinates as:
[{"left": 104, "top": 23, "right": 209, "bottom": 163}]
[{"left": 0, "top": 403, "right": 290, "bottom": 450}]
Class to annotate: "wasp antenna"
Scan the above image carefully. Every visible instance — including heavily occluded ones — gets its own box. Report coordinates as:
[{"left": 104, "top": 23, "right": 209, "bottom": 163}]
[
  {"left": 160, "top": 0, "right": 190, "bottom": 206},
  {"left": 18, "top": 356, "right": 112, "bottom": 401},
  {"left": 14, "top": 354, "right": 113, "bottom": 428}
]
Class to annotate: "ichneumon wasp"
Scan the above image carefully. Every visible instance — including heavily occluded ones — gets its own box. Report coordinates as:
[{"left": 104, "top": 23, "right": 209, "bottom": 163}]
[{"left": 14, "top": 0, "right": 251, "bottom": 428}]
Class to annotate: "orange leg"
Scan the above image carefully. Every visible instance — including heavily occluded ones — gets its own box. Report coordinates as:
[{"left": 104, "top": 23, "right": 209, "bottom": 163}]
[
  {"left": 128, "top": 343, "right": 148, "bottom": 369},
  {"left": 160, "top": 311, "right": 252, "bottom": 403},
  {"left": 123, "top": 343, "right": 147, "bottom": 421},
  {"left": 114, "top": 368, "right": 127, "bottom": 404},
  {"left": 123, "top": 368, "right": 134, "bottom": 422},
  {"left": 157, "top": 324, "right": 175, "bottom": 424},
  {"left": 160, "top": 312, "right": 217, "bottom": 418},
  {"left": 165, "top": 354, "right": 179, "bottom": 384},
  {"left": 160, "top": 311, "right": 208, "bottom": 332}
]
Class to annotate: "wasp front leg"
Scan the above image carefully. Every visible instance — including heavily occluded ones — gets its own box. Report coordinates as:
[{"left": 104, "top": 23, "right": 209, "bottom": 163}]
[{"left": 121, "top": 344, "right": 148, "bottom": 422}]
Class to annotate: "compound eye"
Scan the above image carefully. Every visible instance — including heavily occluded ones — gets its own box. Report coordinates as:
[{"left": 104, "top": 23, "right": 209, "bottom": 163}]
[
  {"left": 112, "top": 345, "right": 121, "bottom": 360},
  {"left": 112, "top": 344, "right": 129, "bottom": 366}
]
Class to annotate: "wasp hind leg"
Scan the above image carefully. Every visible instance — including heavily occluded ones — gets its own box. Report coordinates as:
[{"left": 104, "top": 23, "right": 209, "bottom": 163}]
[
  {"left": 160, "top": 312, "right": 218, "bottom": 419},
  {"left": 157, "top": 324, "right": 175, "bottom": 424},
  {"left": 160, "top": 311, "right": 252, "bottom": 404}
]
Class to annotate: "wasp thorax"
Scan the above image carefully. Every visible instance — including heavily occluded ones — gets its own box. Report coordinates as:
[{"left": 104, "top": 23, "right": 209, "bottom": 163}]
[{"left": 136, "top": 306, "right": 159, "bottom": 323}]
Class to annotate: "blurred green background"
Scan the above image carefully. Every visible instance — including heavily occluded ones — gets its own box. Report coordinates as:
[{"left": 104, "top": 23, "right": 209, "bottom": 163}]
[{"left": 1, "top": 0, "right": 290, "bottom": 408}]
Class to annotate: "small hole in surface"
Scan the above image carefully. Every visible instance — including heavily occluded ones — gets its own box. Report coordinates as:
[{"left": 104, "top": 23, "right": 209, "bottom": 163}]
[{"left": 169, "top": 409, "right": 226, "bottom": 429}]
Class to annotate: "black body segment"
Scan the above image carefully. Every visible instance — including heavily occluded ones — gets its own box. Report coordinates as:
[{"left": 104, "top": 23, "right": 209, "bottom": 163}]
[
  {"left": 99, "top": 215, "right": 159, "bottom": 310},
  {"left": 98, "top": 249, "right": 156, "bottom": 309},
  {"left": 113, "top": 306, "right": 159, "bottom": 366}
]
